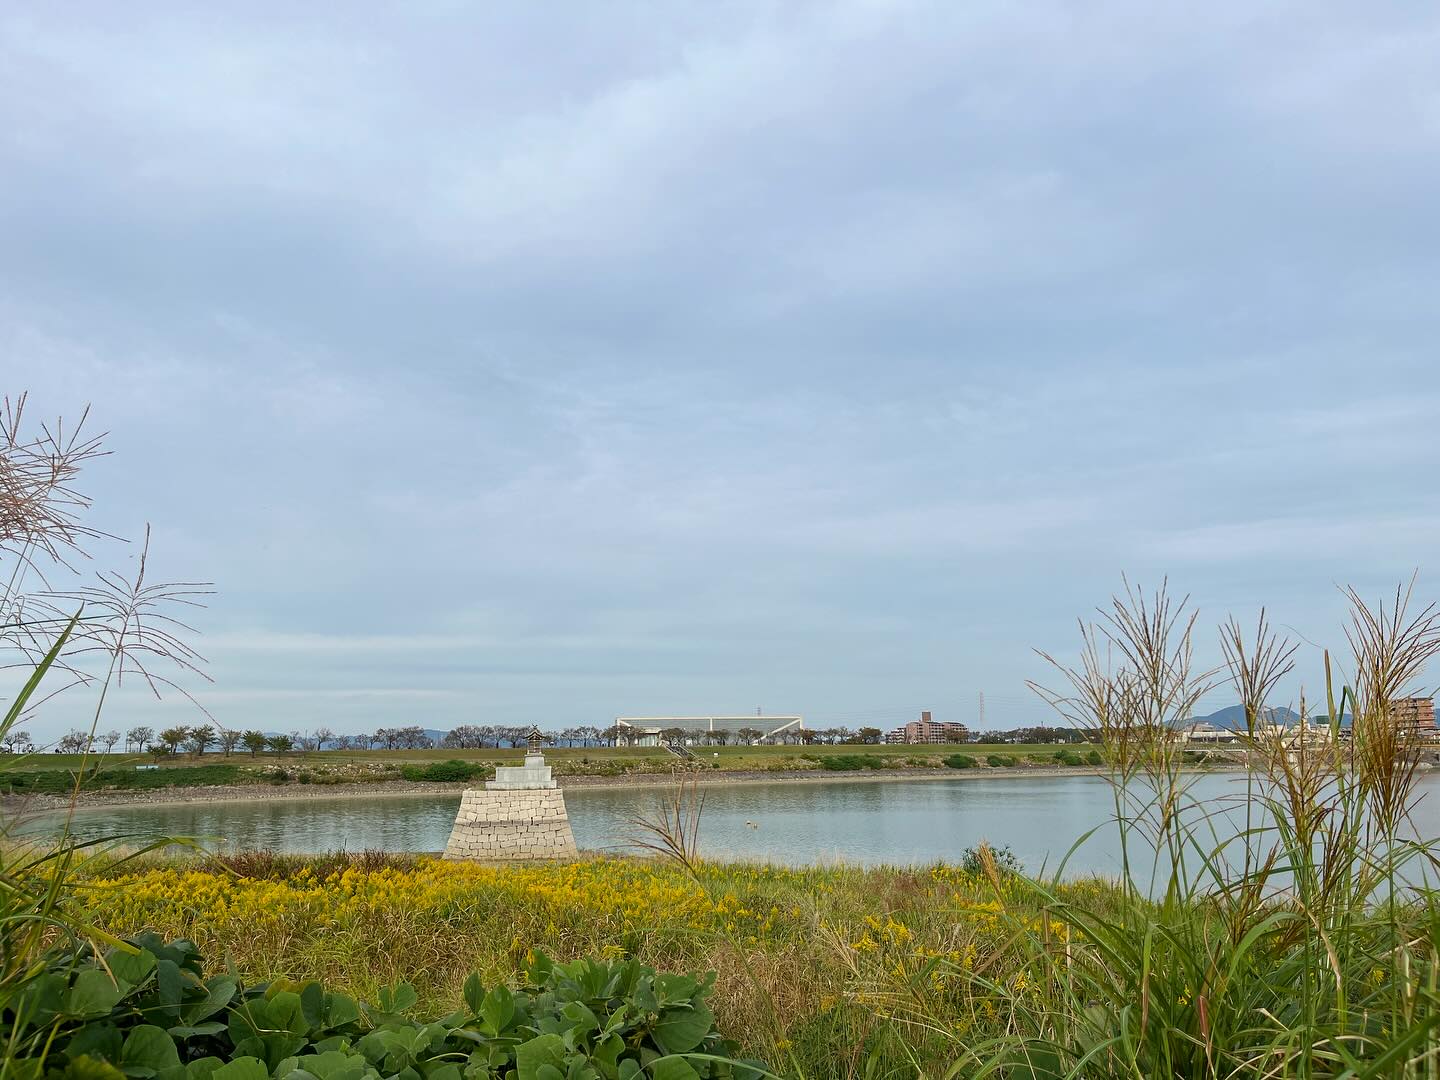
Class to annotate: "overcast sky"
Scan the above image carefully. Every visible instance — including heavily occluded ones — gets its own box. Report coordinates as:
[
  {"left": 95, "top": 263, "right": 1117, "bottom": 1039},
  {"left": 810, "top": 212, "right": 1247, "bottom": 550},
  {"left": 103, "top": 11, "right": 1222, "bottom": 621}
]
[{"left": 5, "top": 3, "right": 1439, "bottom": 740}]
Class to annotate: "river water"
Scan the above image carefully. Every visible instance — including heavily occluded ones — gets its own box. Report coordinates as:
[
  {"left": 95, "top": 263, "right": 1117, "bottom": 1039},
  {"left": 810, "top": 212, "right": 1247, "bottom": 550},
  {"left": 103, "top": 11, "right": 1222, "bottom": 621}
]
[{"left": 32, "top": 771, "right": 1440, "bottom": 876}]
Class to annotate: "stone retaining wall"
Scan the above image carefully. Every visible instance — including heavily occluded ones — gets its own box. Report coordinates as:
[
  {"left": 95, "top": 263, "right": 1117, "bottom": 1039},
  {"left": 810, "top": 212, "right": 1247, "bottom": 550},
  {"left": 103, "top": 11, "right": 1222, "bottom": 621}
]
[{"left": 443, "top": 787, "right": 577, "bottom": 861}]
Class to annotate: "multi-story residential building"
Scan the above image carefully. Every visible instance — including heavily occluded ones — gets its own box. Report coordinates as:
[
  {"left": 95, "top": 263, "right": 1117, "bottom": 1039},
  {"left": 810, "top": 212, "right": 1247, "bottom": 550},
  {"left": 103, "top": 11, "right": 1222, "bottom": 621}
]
[
  {"left": 1392, "top": 697, "right": 1437, "bottom": 733},
  {"left": 1388, "top": 697, "right": 1439, "bottom": 744},
  {"left": 884, "top": 711, "right": 970, "bottom": 745}
]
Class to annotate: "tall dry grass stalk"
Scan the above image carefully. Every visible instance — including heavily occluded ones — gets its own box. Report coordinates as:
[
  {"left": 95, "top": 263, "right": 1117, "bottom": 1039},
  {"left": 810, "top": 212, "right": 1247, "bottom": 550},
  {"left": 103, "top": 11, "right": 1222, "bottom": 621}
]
[
  {"left": 902, "top": 579, "right": 1440, "bottom": 1079},
  {"left": 0, "top": 392, "right": 212, "bottom": 1067},
  {"left": 629, "top": 772, "right": 707, "bottom": 878}
]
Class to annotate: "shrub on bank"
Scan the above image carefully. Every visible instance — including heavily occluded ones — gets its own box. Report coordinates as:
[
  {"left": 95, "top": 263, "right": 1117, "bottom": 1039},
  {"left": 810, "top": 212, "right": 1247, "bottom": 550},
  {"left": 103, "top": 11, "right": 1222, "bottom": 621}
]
[
  {"left": 984, "top": 754, "right": 1016, "bottom": 768},
  {"left": 943, "top": 753, "right": 978, "bottom": 769},
  {"left": 818, "top": 754, "right": 890, "bottom": 771},
  {"left": 960, "top": 843, "right": 1022, "bottom": 875},
  {"left": 398, "top": 759, "right": 491, "bottom": 783}
]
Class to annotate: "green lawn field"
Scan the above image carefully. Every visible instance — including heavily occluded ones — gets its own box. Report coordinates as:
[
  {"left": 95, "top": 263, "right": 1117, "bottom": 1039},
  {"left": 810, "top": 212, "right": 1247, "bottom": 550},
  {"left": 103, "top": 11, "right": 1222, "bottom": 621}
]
[{"left": 9, "top": 740, "right": 1073, "bottom": 770}]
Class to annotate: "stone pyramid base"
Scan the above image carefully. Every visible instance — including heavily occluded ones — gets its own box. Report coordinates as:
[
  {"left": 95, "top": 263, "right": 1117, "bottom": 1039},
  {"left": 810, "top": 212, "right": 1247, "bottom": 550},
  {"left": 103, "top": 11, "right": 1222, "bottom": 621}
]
[{"left": 443, "top": 787, "right": 577, "bottom": 861}]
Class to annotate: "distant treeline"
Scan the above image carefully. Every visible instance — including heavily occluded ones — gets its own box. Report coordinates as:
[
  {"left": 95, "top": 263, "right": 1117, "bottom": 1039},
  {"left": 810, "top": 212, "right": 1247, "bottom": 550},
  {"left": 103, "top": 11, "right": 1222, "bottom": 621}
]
[{"left": 9, "top": 721, "right": 1092, "bottom": 758}]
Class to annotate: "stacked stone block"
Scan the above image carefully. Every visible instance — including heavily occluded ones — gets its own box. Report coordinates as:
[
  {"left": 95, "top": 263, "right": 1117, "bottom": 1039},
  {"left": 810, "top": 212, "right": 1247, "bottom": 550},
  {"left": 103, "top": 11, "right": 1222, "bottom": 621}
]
[{"left": 443, "top": 746, "right": 578, "bottom": 861}]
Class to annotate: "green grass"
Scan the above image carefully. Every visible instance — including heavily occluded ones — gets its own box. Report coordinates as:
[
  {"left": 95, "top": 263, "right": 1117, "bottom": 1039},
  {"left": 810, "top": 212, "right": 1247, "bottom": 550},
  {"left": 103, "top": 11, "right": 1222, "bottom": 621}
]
[
  {"left": 0, "top": 742, "right": 1094, "bottom": 792},
  {"left": 8, "top": 741, "right": 1077, "bottom": 769},
  {"left": 73, "top": 851, "right": 1103, "bottom": 1078}
]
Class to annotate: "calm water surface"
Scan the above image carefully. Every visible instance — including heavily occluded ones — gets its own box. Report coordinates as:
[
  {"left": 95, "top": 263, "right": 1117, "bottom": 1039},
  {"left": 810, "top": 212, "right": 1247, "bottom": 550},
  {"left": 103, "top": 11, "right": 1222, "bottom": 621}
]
[{"left": 41, "top": 772, "right": 1440, "bottom": 875}]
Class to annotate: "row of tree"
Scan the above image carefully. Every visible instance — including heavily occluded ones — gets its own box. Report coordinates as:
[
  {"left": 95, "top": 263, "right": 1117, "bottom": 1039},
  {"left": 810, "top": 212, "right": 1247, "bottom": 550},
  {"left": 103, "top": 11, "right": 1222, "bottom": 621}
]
[{"left": 2, "top": 721, "right": 1087, "bottom": 758}]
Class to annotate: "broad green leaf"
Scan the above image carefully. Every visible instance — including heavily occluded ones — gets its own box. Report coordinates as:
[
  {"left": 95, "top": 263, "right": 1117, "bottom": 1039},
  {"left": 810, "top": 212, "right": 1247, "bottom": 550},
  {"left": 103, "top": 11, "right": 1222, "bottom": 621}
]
[
  {"left": 479, "top": 986, "right": 515, "bottom": 1037},
  {"left": 108, "top": 949, "right": 158, "bottom": 991},
  {"left": 153, "top": 959, "right": 184, "bottom": 1021},
  {"left": 298, "top": 1050, "right": 372, "bottom": 1080},
  {"left": 120, "top": 1025, "right": 181, "bottom": 1078},
  {"left": 299, "top": 982, "right": 326, "bottom": 1029},
  {"left": 651, "top": 1005, "right": 714, "bottom": 1056},
  {"left": 535, "top": 1067, "right": 564, "bottom": 1080},
  {"left": 382, "top": 983, "right": 419, "bottom": 1014},
  {"left": 66, "top": 1022, "right": 123, "bottom": 1063},
  {"left": 653, "top": 975, "right": 699, "bottom": 1007},
  {"left": 166, "top": 1023, "right": 227, "bottom": 1040},
  {"left": 326, "top": 993, "right": 361, "bottom": 1029},
  {"left": 182, "top": 977, "right": 238, "bottom": 1025},
  {"left": 15, "top": 971, "right": 66, "bottom": 1026},
  {"left": 516, "top": 1034, "right": 566, "bottom": 1080},
  {"left": 599, "top": 1007, "right": 631, "bottom": 1039},
  {"left": 523, "top": 951, "right": 554, "bottom": 986},
  {"left": 266, "top": 1036, "right": 312, "bottom": 1068},
  {"left": 184, "top": 1060, "right": 223, "bottom": 1080},
  {"left": 616, "top": 1062, "right": 642, "bottom": 1080},
  {"left": 591, "top": 1034, "right": 623, "bottom": 1074},
  {"left": 559, "top": 1002, "right": 599, "bottom": 1037},
  {"left": 211, "top": 1059, "right": 269, "bottom": 1080},
  {"left": 462, "top": 974, "right": 485, "bottom": 1016},
  {"left": 268, "top": 991, "right": 310, "bottom": 1035},
  {"left": 649, "top": 1059, "right": 700, "bottom": 1080}
]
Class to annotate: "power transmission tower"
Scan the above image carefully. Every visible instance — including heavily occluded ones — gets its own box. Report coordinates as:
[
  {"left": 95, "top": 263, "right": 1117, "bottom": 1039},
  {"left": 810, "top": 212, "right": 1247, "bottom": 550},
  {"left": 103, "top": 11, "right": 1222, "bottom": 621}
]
[{"left": 979, "top": 691, "right": 986, "bottom": 730}]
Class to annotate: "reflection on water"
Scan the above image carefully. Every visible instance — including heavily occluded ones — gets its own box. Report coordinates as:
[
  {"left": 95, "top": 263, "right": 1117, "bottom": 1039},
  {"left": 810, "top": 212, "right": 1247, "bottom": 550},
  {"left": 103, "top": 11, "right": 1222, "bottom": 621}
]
[{"left": 28, "top": 772, "right": 1440, "bottom": 876}]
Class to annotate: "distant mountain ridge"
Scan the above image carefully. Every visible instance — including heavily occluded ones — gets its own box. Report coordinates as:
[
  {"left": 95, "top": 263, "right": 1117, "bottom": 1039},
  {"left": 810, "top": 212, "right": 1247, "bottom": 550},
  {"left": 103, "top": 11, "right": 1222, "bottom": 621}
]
[{"left": 1189, "top": 705, "right": 1352, "bottom": 730}]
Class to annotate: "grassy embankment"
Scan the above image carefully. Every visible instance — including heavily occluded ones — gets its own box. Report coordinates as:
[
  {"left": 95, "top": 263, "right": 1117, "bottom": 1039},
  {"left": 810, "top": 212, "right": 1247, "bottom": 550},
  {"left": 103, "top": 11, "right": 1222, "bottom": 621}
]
[
  {"left": 1, "top": 742, "right": 1105, "bottom": 795},
  {"left": 73, "top": 849, "right": 1105, "bottom": 1077}
]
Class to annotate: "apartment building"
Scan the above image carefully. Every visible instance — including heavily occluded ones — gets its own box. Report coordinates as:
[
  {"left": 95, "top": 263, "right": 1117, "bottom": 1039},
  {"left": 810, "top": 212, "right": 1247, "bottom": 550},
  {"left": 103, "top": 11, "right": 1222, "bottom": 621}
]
[{"left": 884, "top": 711, "right": 970, "bottom": 745}]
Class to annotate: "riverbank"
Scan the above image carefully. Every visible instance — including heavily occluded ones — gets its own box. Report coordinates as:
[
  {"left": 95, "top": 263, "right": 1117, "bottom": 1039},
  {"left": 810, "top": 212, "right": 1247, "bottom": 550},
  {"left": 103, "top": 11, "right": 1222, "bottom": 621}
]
[
  {"left": 71, "top": 844, "right": 1440, "bottom": 1078},
  {"left": 69, "top": 850, "right": 1091, "bottom": 1075},
  {"left": 3, "top": 762, "right": 1169, "bottom": 811}
]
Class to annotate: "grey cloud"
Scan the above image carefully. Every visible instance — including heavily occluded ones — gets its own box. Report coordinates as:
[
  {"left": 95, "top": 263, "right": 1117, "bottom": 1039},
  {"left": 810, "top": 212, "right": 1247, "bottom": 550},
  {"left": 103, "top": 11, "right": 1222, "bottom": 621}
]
[{"left": 4, "top": 2, "right": 1439, "bottom": 738}]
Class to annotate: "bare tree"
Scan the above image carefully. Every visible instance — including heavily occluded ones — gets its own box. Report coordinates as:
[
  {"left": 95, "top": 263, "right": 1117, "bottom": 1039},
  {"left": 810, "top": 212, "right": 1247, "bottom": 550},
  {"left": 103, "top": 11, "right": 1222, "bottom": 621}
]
[
  {"left": 313, "top": 726, "right": 335, "bottom": 751},
  {"left": 1, "top": 729, "right": 33, "bottom": 754},
  {"left": 99, "top": 730, "right": 121, "bottom": 754},
  {"left": 126, "top": 725, "right": 153, "bottom": 753}
]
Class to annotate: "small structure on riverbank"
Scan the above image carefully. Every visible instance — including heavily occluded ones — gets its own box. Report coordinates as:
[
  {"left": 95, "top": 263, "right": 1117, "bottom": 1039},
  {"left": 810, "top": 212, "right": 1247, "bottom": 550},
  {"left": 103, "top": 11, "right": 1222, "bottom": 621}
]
[{"left": 443, "top": 728, "right": 577, "bottom": 861}]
